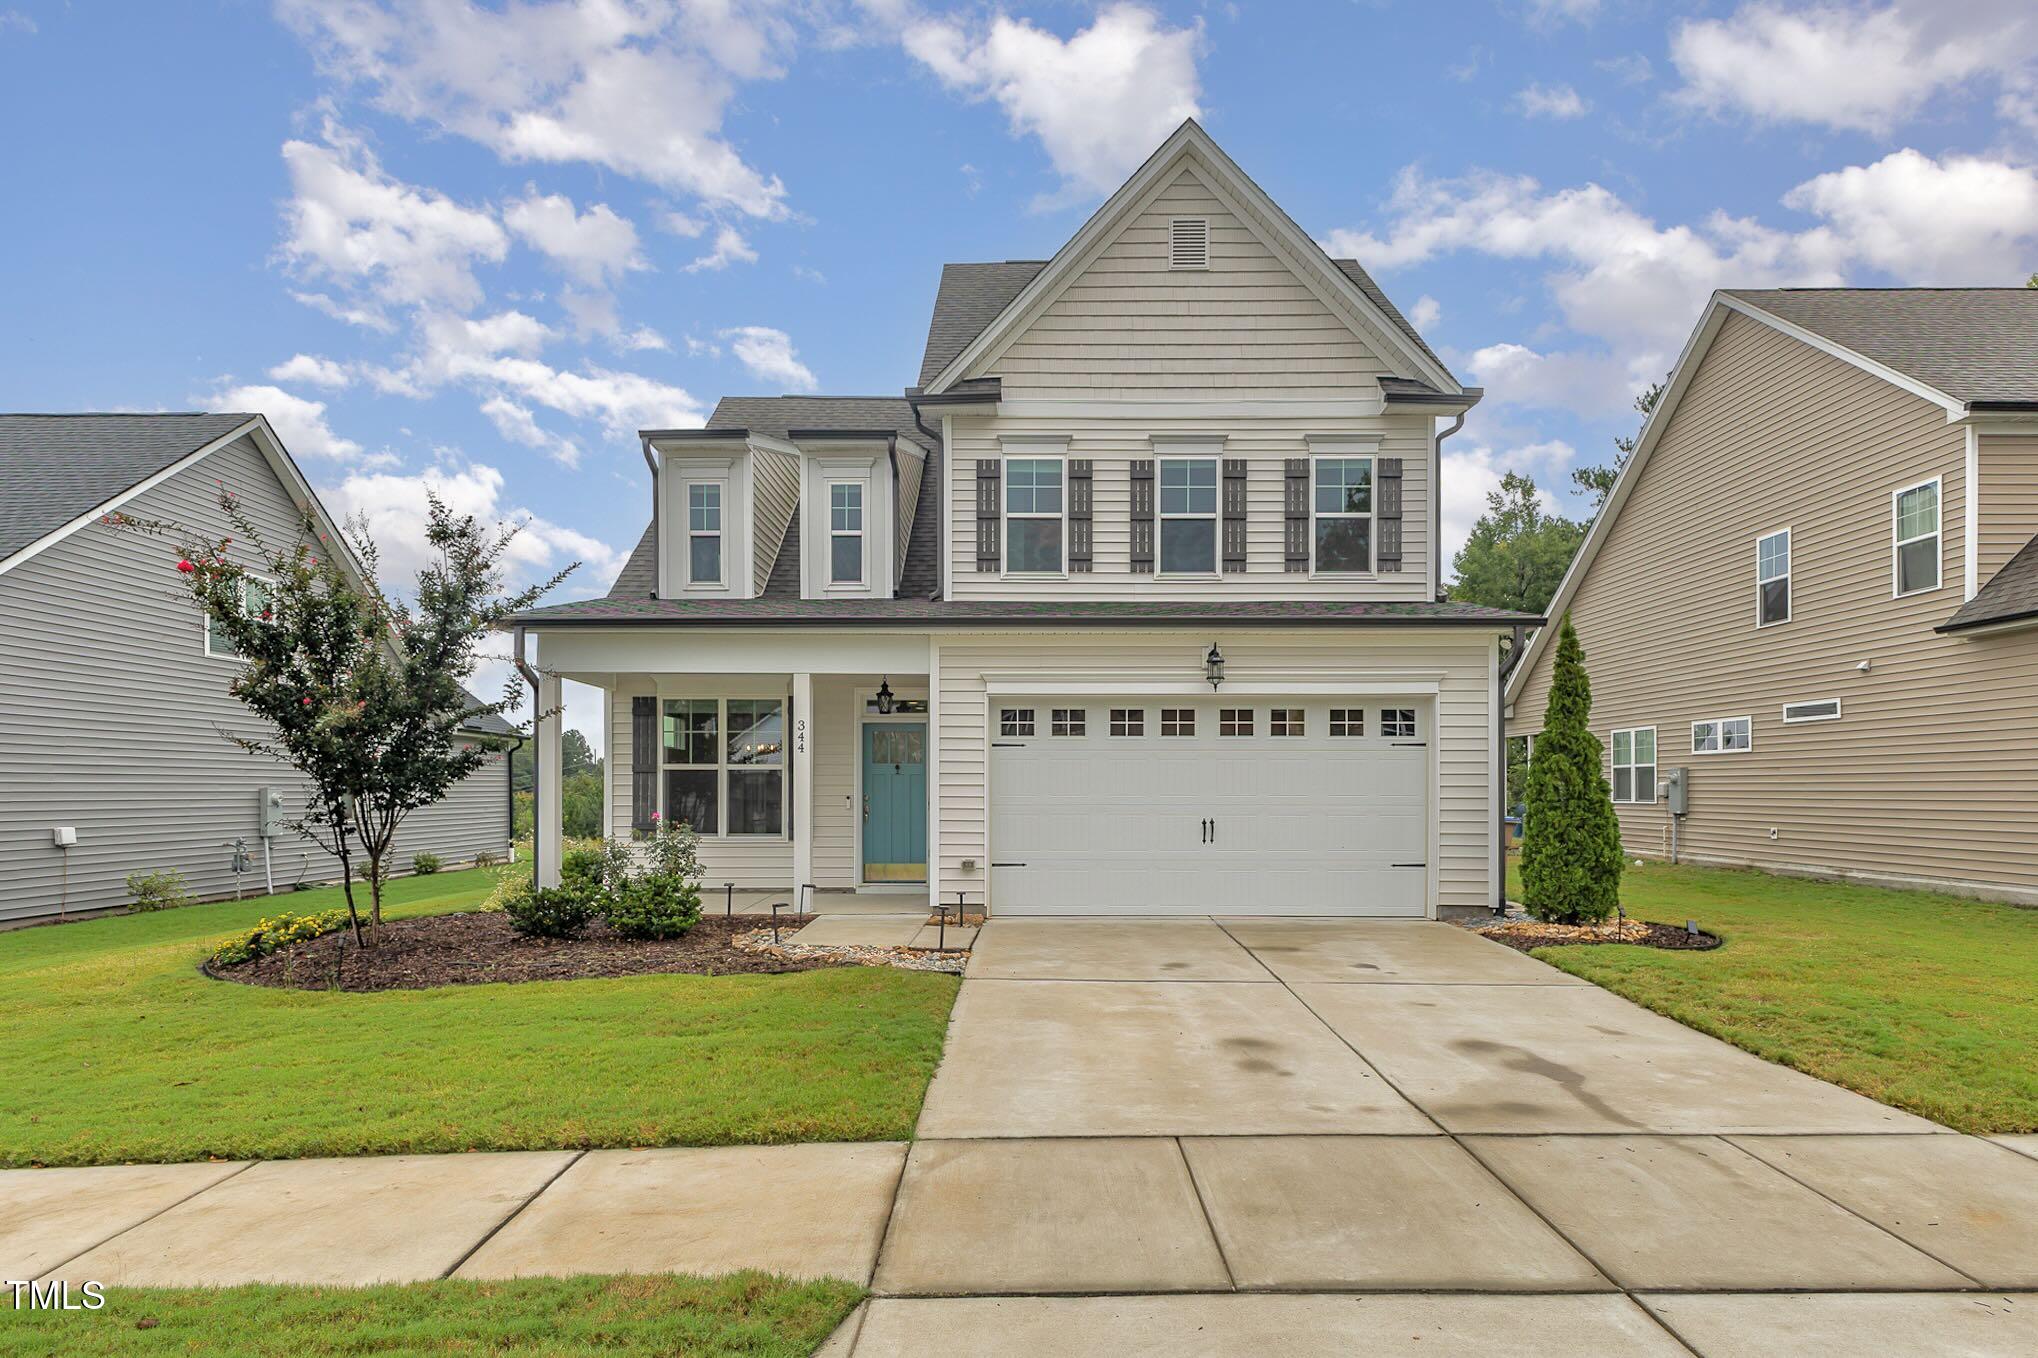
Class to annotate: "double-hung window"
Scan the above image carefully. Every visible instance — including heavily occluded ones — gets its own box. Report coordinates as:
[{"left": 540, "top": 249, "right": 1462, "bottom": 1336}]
[
  {"left": 1158, "top": 457, "right": 1218, "bottom": 574},
  {"left": 687, "top": 483, "right": 723, "bottom": 586},
  {"left": 829, "top": 482, "right": 864, "bottom": 585},
  {"left": 1756, "top": 529, "right": 1790, "bottom": 626},
  {"left": 724, "top": 700, "right": 785, "bottom": 835},
  {"left": 1610, "top": 727, "right": 1656, "bottom": 804},
  {"left": 1313, "top": 458, "right": 1373, "bottom": 572},
  {"left": 661, "top": 698, "right": 785, "bottom": 837},
  {"left": 204, "top": 576, "right": 276, "bottom": 658},
  {"left": 1692, "top": 716, "right": 1751, "bottom": 754},
  {"left": 1892, "top": 477, "right": 1940, "bottom": 596},
  {"left": 1004, "top": 458, "right": 1064, "bottom": 573}
]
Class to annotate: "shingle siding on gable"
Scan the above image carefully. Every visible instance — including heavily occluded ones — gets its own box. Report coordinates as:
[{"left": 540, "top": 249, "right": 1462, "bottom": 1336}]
[
  {"left": 751, "top": 445, "right": 801, "bottom": 594},
  {"left": 1509, "top": 311, "right": 2038, "bottom": 903},
  {"left": 0, "top": 435, "right": 510, "bottom": 922}
]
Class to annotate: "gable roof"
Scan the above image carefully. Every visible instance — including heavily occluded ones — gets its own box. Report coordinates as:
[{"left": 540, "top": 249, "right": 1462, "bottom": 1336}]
[
  {"left": 1941, "top": 533, "right": 2038, "bottom": 635},
  {"left": 920, "top": 119, "right": 1461, "bottom": 397},
  {"left": 1723, "top": 289, "right": 2038, "bottom": 409},
  {"left": 0, "top": 413, "right": 257, "bottom": 567}
]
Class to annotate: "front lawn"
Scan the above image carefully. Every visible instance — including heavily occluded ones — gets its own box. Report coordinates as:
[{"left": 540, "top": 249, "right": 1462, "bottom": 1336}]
[
  {"left": 0, "top": 868, "right": 957, "bottom": 1166},
  {"left": 1509, "top": 858, "right": 2038, "bottom": 1133},
  {"left": 0, "top": 1272, "right": 860, "bottom": 1357}
]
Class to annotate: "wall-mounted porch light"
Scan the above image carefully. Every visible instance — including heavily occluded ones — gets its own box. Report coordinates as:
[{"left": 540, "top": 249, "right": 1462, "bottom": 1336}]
[
  {"left": 875, "top": 677, "right": 896, "bottom": 714},
  {"left": 1204, "top": 644, "right": 1226, "bottom": 691}
]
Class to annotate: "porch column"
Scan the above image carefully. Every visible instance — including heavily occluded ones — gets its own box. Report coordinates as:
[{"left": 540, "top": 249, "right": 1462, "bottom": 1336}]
[
  {"left": 535, "top": 672, "right": 563, "bottom": 889},
  {"left": 791, "top": 671, "right": 814, "bottom": 896}
]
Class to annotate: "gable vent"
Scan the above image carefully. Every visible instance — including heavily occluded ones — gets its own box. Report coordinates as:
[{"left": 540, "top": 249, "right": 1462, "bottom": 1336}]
[{"left": 1168, "top": 217, "right": 1209, "bottom": 270}]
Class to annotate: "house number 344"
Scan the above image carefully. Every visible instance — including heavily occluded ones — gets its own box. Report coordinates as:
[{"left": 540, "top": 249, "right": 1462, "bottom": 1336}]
[{"left": 796, "top": 718, "right": 807, "bottom": 755}]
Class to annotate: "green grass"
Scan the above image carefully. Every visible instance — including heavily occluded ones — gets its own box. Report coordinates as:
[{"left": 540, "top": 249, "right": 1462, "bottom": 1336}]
[
  {"left": 1508, "top": 857, "right": 2038, "bottom": 1133},
  {"left": 0, "top": 868, "right": 958, "bottom": 1166},
  {"left": 0, "top": 1272, "right": 861, "bottom": 1356}
]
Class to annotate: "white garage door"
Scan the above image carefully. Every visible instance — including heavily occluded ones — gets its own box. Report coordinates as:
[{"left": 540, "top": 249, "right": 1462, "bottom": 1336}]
[{"left": 988, "top": 698, "right": 1430, "bottom": 917}]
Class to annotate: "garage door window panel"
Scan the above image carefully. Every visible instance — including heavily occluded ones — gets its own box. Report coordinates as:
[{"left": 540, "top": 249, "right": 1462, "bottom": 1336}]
[
  {"left": 1382, "top": 708, "right": 1417, "bottom": 738},
  {"left": 1051, "top": 708, "right": 1087, "bottom": 736},
  {"left": 1161, "top": 708, "right": 1195, "bottom": 737},
  {"left": 1000, "top": 708, "right": 1036, "bottom": 737},
  {"left": 1219, "top": 708, "right": 1254, "bottom": 736},
  {"left": 1329, "top": 708, "right": 1363, "bottom": 737},
  {"left": 1110, "top": 708, "right": 1145, "bottom": 736},
  {"left": 1271, "top": 709, "right": 1305, "bottom": 736}
]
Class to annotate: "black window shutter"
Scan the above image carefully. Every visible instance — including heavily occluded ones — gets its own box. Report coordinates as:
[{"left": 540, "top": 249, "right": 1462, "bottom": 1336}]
[
  {"left": 1129, "top": 460, "right": 1155, "bottom": 573},
  {"left": 1068, "top": 459, "right": 1093, "bottom": 573},
  {"left": 1284, "top": 458, "right": 1310, "bottom": 573},
  {"left": 1377, "top": 457, "right": 1404, "bottom": 571},
  {"left": 630, "top": 696, "right": 657, "bottom": 837},
  {"left": 974, "top": 460, "right": 1001, "bottom": 571},
  {"left": 1221, "top": 459, "right": 1247, "bottom": 573}
]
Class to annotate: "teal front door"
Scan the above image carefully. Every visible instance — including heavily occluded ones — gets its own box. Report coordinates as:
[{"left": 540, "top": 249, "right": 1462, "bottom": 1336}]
[{"left": 862, "top": 722, "right": 927, "bottom": 883}]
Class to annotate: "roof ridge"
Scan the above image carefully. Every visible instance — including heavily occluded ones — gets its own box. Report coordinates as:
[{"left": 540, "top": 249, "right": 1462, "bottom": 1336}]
[{"left": 0, "top": 410, "right": 255, "bottom": 418}]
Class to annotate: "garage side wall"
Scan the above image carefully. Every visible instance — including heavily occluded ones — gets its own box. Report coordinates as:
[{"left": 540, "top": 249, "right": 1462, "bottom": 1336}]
[{"left": 934, "top": 629, "right": 1497, "bottom": 915}]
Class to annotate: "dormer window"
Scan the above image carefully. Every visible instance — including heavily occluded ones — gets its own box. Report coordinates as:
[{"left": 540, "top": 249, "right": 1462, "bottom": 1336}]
[
  {"left": 829, "top": 482, "right": 864, "bottom": 585},
  {"left": 687, "top": 482, "right": 723, "bottom": 586},
  {"left": 1169, "top": 217, "right": 1209, "bottom": 270}
]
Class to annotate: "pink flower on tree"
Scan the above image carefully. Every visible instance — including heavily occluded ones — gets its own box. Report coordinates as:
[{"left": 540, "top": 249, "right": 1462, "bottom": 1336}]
[{"left": 176, "top": 559, "right": 195, "bottom": 573}]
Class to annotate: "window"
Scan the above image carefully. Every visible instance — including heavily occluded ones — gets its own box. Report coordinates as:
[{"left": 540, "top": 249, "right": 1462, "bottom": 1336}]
[
  {"left": 863, "top": 696, "right": 929, "bottom": 716},
  {"left": 658, "top": 697, "right": 786, "bottom": 838},
  {"left": 1219, "top": 708, "right": 1255, "bottom": 737},
  {"left": 1757, "top": 529, "right": 1790, "bottom": 626},
  {"left": 999, "top": 708, "right": 1035, "bottom": 737},
  {"left": 1161, "top": 708, "right": 1196, "bottom": 737},
  {"left": 687, "top": 483, "right": 722, "bottom": 585},
  {"left": 204, "top": 576, "right": 276, "bottom": 658},
  {"left": 1783, "top": 699, "right": 1842, "bottom": 724},
  {"left": 1329, "top": 708, "right": 1364, "bottom": 737},
  {"left": 1692, "top": 716, "right": 1752, "bottom": 754},
  {"left": 1313, "top": 458, "right": 1373, "bottom": 572},
  {"left": 1381, "top": 708, "right": 1416, "bottom": 738},
  {"left": 661, "top": 699, "right": 719, "bottom": 834},
  {"left": 725, "top": 700, "right": 785, "bottom": 835},
  {"left": 1109, "top": 708, "right": 1145, "bottom": 736},
  {"left": 1893, "top": 478, "right": 1940, "bottom": 596},
  {"left": 1004, "top": 458, "right": 1064, "bottom": 573},
  {"left": 1611, "top": 727, "right": 1656, "bottom": 804},
  {"left": 829, "top": 482, "right": 863, "bottom": 585},
  {"left": 1271, "top": 708, "right": 1305, "bottom": 737},
  {"left": 1168, "top": 217, "right": 1209, "bottom": 270},
  {"left": 1051, "top": 708, "right": 1087, "bottom": 737},
  {"left": 1158, "top": 457, "right": 1218, "bottom": 574}
]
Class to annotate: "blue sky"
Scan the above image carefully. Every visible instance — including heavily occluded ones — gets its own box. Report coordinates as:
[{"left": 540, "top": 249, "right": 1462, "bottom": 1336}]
[{"left": 5, "top": 0, "right": 2036, "bottom": 743}]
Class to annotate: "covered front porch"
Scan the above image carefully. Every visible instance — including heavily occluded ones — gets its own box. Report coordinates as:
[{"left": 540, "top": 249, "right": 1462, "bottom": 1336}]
[{"left": 525, "top": 626, "right": 936, "bottom": 909}]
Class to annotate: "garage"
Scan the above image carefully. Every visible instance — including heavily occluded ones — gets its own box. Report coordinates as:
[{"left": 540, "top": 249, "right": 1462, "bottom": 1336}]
[{"left": 987, "top": 697, "right": 1431, "bottom": 917}]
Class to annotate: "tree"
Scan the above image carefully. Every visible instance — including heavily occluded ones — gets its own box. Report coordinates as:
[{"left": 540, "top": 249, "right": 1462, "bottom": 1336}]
[
  {"left": 1572, "top": 378, "right": 1666, "bottom": 510},
  {"left": 120, "top": 492, "right": 569, "bottom": 944},
  {"left": 1519, "top": 616, "right": 1625, "bottom": 924},
  {"left": 1449, "top": 472, "right": 1586, "bottom": 616},
  {"left": 511, "top": 728, "right": 599, "bottom": 792}
]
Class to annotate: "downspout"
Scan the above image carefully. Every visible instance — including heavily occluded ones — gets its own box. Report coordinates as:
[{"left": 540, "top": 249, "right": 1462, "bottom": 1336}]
[
  {"left": 512, "top": 625, "right": 543, "bottom": 887},
  {"left": 885, "top": 434, "right": 900, "bottom": 594},
  {"left": 641, "top": 437, "right": 660, "bottom": 598},
  {"left": 907, "top": 397, "right": 945, "bottom": 599},
  {"left": 1434, "top": 409, "right": 1467, "bottom": 606},
  {"left": 1496, "top": 622, "right": 1527, "bottom": 914},
  {"left": 501, "top": 732, "right": 525, "bottom": 855}
]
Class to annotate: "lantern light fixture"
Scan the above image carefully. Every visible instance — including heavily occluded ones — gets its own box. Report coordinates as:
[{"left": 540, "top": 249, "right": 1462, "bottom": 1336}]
[
  {"left": 875, "top": 677, "right": 895, "bottom": 714},
  {"left": 1204, "top": 644, "right": 1226, "bottom": 691}
]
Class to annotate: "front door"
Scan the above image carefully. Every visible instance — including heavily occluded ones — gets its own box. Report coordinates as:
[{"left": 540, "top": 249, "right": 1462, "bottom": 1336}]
[{"left": 862, "top": 722, "right": 928, "bottom": 883}]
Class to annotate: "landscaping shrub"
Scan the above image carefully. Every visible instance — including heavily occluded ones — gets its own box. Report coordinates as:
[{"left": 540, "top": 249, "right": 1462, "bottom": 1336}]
[
  {"left": 505, "top": 882, "right": 596, "bottom": 940},
  {"left": 560, "top": 844, "right": 606, "bottom": 891},
  {"left": 604, "top": 873, "right": 703, "bottom": 940},
  {"left": 1521, "top": 615, "right": 1625, "bottom": 924},
  {"left": 211, "top": 910, "right": 350, "bottom": 966},
  {"left": 126, "top": 869, "right": 197, "bottom": 913},
  {"left": 410, "top": 851, "right": 443, "bottom": 876},
  {"left": 473, "top": 848, "right": 501, "bottom": 869}
]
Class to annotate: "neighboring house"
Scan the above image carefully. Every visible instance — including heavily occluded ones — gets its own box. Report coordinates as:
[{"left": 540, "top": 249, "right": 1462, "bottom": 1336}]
[
  {"left": 512, "top": 121, "right": 1533, "bottom": 920},
  {"left": 0, "top": 413, "right": 517, "bottom": 924},
  {"left": 1507, "top": 288, "right": 2038, "bottom": 905}
]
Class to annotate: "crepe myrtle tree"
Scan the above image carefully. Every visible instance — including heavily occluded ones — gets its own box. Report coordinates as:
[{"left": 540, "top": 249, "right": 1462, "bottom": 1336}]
[
  {"left": 112, "top": 491, "right": 570, "bottom": 945},
  {"left": 1519, "top": 615, "right": 1625, "bottom": 924}
]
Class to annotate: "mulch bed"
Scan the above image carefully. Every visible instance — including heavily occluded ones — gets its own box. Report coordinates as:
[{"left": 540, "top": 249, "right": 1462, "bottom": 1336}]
[
  {"left": 205, "top": 911, "right": 837, "bottom": 993},
  {"left": 1473, "top": 918, "right": 1722, "bottom": 953}
]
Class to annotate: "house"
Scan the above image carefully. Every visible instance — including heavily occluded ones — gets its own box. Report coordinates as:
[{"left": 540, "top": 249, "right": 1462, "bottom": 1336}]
[
  {"left": 1506, "top": 288, "right": 2038, "bottom": 905},
  {"left": 0, "top": 413, "right": 517, "bottom": 924},
  {"left": 511, "top": 121, "right": 1534, "bottom": 920}
]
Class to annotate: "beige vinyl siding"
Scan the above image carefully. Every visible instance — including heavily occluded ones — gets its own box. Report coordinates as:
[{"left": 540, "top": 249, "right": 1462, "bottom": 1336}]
[
  {"left": 932, "top": 628, "right": 1495, "bottom": 915},
  {"left": 989, "top": 169, "right": 1391, "bottom": 401},
  {"left": 0, "top": 436, "right": 509, "bottom": 923},
  {"left": 751, "top": 446, "right": 800, "bottom": 593},
  {"left": 1977, "top": 433, "right": 2038, "bottom": 588},
  {"left": 894, "top": 452, "right": 924, "bottom": 592},
  {"left": 1509, "top": 311, "right": 2038, "bottom": 901},
  {"left": 948, "top": 410, "right": 1433, "bottom": 600}
]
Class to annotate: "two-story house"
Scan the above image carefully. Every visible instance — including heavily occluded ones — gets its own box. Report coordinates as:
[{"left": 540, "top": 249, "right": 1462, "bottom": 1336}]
[
  {"left": 1507, "top": 288, "right": 2038, "bottom": 905},
  {"left": 512, "top": 121, "right": 1534, "bottom": 919}
]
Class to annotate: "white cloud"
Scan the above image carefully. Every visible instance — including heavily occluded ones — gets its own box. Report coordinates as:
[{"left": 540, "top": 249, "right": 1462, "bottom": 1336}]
[
  {"left": 1783, "top": 149, "right": 2038, "bottom": 282},
  {"left": 290, "top": 289, "right": 397, "bottom": 333},
  {"left": 720, "top": 326, "right": 817, "bottom": 392},
  {"left": 1, "top": 10, "right": 37, "bottom": 36},
  {"left": 210, "top": 383, "right": 375, "bottom": 465},
  {"left": 1465, "top": 342, "right": 1654, "bottom": 420},
  {"left": 1515, "top": 83, "right": 1589, "bottom": 119},
  {"left": 504, "top": 189, "right": 644, "bottom": 285},
  {"left": 279, "top": 0, "right": 791, "bottom": 219},
  {"left": 1525, "top": 0, "right": 1600, "bottom": 24},
  {"left": 479, "top": 394, "right": 583, "bottom": 468},
  {"left": 1670, "top": 1, "right": 2038, "bottom": 135},
  {"left": 1408, "top": 294, "right": 1442, "bottom": 329},
  {"left": 1596, "top": 52, "right": 1653, "bottom": 85},
  {"left": 660, "top": 210, "right": 706, "bottom": 237},
  {"left": 685, "top": 225, "right": 758, "bottom": 272},
  {"left": 903, "top": 3, "right": 1201, "bottom": 204},
  {"left": 268, "top": 353, "right": 353, "bottom": 388}
]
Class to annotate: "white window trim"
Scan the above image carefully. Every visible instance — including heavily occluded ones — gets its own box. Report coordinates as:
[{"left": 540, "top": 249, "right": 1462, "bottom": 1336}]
[
  {"left": 1309, "top": 452, "right": 1376, "bottom": 576},
  {"left": 1691, "top": 715, "right": 1753, "bottom": 755},
  {"left": 1001, "top": 452, "right": 1068, "bottom": 579},
  {"left": 1782, "top": 699, "right": 1844, "bottom": 724},
  {"left": 1611, "top": 725, "right": 1657, "bottom": 804},
  {"left": 1755, "top": 527, "right": 1791, "bottom": 628},
  {"left": 203, "top": 573, "right": 278, "bottom": 660},
  {"left": 1891, "top": 475, "right": 1942, "bottom": 599},
  {"left": 826, "top": 480, "right": 866, "bottom": 589},
  {"left": 659, "top": 696, "right": 788, "bottom": 840},
  {"left": 683, "top": 480, "right": 726, "bottom": 590},
  {"left": 1156, "top": 455, "right": 1220, "bottom": 578}
]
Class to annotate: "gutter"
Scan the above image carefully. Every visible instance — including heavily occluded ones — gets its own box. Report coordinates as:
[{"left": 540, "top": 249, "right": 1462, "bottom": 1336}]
[
  {"left": 506, "top": 609, "right": 1545, "bottom": 630},
  {"left": 511, "top": 625, "right": 544, "bottom": 888}
]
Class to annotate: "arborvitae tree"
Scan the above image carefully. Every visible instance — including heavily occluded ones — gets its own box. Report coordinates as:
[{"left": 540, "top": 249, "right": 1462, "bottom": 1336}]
[{"left": 1520, "top": 615, "right": 1624, "bottom": 923}]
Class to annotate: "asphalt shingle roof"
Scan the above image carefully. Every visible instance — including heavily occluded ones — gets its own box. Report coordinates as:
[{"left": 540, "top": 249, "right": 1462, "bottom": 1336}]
[
  {"left": 1725, "top": 289, "right": 2038, "bottom": 406},
  {"left": 1941, "top": 533, "right": 2038, "bottom": 634},
  {"left": 0, "top": 413, "right": 254, "bottom": 562}
]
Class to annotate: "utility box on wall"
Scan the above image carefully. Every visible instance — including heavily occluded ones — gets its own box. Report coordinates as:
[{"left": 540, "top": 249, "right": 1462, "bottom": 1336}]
[
  {"left": 1664, "top": 767, "right": 1689, "bottom": 817},
  {"left": 257, "top": 787, "right": 288, "bottom": 839}
]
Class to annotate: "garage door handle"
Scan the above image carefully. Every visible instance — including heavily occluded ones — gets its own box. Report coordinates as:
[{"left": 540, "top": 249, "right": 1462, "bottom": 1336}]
[
  {"left": 1392, "top": 862, "right": 1427, "bottom": 869},
  {"left": 1210, "top": 818, "right": 1217, "bottom": 845}
]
